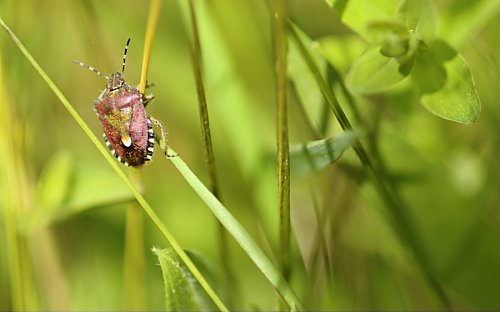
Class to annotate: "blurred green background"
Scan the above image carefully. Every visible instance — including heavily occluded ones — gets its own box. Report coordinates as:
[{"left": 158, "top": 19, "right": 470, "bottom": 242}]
[{"left": 1, "top": 0, "right": 500, "bottom": 310}]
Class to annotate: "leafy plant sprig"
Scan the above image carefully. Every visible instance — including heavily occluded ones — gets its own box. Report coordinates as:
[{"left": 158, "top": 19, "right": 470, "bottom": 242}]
[{"left": 329, "top": 0, "right": 480, "bottom": 123}]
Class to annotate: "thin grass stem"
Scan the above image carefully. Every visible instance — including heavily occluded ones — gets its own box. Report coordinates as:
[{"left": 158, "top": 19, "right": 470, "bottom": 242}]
[
  {"left": 168, "top": 151, "right": 304, "bottom": 310},
  {"left": 0, "top": 17, "right": 228, "bottom": 312},
  {"left": 139, "top": 0, "right": 162, "bottom": 94},
  {"left": 123, "top": 0, "right": 162, "bottom": 307},
  {"left": 274, "top": 0, "right": 291, "bottom": 288},
  {"left": 0, "top": 48, "right": 38, "bottom": 311},
  {"left": 123, "top": 202, "right": 145, "bottom": 309},
  {"left": 187, "top": 0, "right": 238, "bottom": 306},
  {"left": 289, "top": 23, "right": 450, "bottom": 309}
]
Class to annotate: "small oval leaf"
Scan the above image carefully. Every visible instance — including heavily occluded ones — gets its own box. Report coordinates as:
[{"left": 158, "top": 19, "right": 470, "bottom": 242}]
[
  {"left": 346, "top": 47, "right": 406, "bottom": 94},
  {"left": 419, "top": 54, "right": 481, "bottom": 124}
]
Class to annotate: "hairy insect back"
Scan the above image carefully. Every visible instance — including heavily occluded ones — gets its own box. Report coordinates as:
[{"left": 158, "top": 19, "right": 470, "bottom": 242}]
[{"left": 74, "top": 38, "right": 163, "bottom": 167}]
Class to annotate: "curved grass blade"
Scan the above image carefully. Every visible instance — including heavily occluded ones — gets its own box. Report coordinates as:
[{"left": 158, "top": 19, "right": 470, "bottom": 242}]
[
  {"left": 0, "top": 16, "right": 228, "bottom": 312},
  {"left": 187, "top": 0, "right": 237, "bottom": 306},
  {"left": 289, "top": 21, "right": 451, "bottom": 309},
  {"left": 168, "top": 149, "right": 304, "bottom": 310}
]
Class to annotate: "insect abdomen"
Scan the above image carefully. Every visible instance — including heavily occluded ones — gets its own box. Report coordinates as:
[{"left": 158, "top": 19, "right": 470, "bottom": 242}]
[{"left": 102, "top": 103, "right": 154, "bottom": 167}]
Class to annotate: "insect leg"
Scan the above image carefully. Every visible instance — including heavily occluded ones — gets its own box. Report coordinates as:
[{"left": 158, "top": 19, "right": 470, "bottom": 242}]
[
  {"left": 149, "top": 116, "right": 176, "bottom": 158},
  {"left": 143, "top": 93, "right": 154, "bottom": 107}
]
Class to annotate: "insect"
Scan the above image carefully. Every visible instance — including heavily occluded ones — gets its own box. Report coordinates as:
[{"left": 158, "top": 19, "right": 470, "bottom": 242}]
[{"left": 73, "top": 38, "right": 169, "bottom": 167}]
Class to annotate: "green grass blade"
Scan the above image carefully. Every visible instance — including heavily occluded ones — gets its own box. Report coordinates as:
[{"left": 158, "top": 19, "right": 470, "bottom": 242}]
[
  {"left": 187, "top": 0, "right": 237, "bottom": 306},
  {"left": 188, "top": 0, "right": 218, "bottom": 197},
  {"left": 125, "top": 0, "right": 162, "bottom": 307},
  {"left": 168, "top": 150, "right": 304, "bottom": 310},
  {"left": 0, "top": 47, "right": 28, "bottom": 311},
  {"left": 123, "top": 203, "right": 145, "bottom": 310},
  {"left": 274, "top": 0, "right": 292, "bottom": 287},
  {"left": 0, "top": 16, "right": 228, "bottom": 312},
  {"left": 139, "top": 0, "right": 162, "bottom": 94},
  {"left": 289, "top": 21, "right": 450, "bottom": 309},
  {"left": 153, "top": 247, "right": 214, "bottom": 311}
]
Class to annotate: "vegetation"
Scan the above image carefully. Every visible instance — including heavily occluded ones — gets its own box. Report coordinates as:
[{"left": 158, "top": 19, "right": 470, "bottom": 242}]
[{"left": 1, "top": 0, "right": 500, "bottom": 310}]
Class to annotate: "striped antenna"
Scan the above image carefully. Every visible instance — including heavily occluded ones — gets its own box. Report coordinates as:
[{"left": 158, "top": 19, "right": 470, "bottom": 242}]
[
  {"left": 122, "top": 38, "right": 131, "bottom": 74},
  {"left": 72, "top": 60, "right": 108, "bottom": 80}
]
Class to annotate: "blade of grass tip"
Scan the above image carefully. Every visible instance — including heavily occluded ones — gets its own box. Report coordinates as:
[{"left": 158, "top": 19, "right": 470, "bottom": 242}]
[
  {"left": 0, "top": 17, "right": 228, "bottom": 312},
  {"left": 168, "top": 150, "right": 304, "bottom": 310},
  {"left": 274, "top": 0, "right": 291, "bottom": 287},
  {"left": 289, "top": 22, "right": 450, "bottom": 309},
  {"left": 187, "top": 0, "right": 238, "bottom": 306},
  {"left": 139, "top": 0, "right": 162, "bottom": 93}
]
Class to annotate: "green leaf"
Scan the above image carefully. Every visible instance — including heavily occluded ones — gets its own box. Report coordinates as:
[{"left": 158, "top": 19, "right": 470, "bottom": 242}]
[
  {"left": 168, "top": 150, "right": 304, "bottom": 310},
  {"left": 0, "top": 17, "right": 228, "bottom": 311},
  {"left": 23, "top": 151, "right": 76, "bottom": 231},
  {"left": 418, "top": 54, "right": 481, "bottom": 124},
  {"left": 153, "top": 248, "right": 213, "bottom": 311},
  {"left": 35, "top": 151, "right": 73, "bottom": 212},
  {"left": 346, "top": 47, "right": 406, "bottom": 93},
  {"left": 63, "top": 165, "right": 134, "bottom": 215},
  {"left": 410, "top": 40, "right": 456, "bottom": 94},
  {"left": 290, "top": 131, "right": 359, "bottom": 176},
  {"left": 396, "top": 0, "right": 437, "bottom": 43},
  {"left": 25, "top": 163, "right": 137, "bottom": 230},
  {"left": 333, "top": 0, "right": 399, "bottom": 42},
  {"left": 363, "top": 21, "right": 421, "bottom": 77},
  {"left": 410, "top": 40, "right": 480, "bottom": 124},
  {"left": 365, "top": 20, "right": 408, "bottom": 56}
]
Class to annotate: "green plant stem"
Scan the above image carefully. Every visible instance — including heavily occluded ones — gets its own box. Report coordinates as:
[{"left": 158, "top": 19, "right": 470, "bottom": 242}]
[
  {"left": 289, "top": 23, "right": 450, "bottom": 309},
  {"left": 0, "top": 48, "right": 39, "bottom": 311},
  {"left": 122, "top": 0, "right": 162, "bottom": 306},
  {"left": 274, "top": 0, "right": 291, "bottom": 286},
  {"left": 187, "top": 0, "right": 237, "bottom": 306},
  {"left": 123, "top": 202, "right": 145, "bottom": 309},
  {"left": 139, "top": 0, "right": 162, "bottom": 94},
  {"left": 188, "top": 0, "right": 217, "bottom": 197},
  {"left": 0, "top": 17, "right": 228, "bottom": 312},
  {"left": 0, "top": 113, "right": 24, "bottom": 310},
  {"left": 168, "top": 151, "right": 304, "bottom": 310}
]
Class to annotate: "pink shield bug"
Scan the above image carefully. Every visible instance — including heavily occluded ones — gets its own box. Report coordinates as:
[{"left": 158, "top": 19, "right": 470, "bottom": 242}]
[{"left": 73, "top": 38, "right": 168, "bottom": 167}]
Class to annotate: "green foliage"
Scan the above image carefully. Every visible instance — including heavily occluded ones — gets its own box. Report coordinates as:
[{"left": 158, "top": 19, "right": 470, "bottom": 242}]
[
  {"left": 28, "top": 152, "right": 136, "bottom": 227},
  {"left": 169, "top": 150, "right": 303, "bottom": 310},
  {"left": 346, "top": 46, "right": 406, "bottom": 93},
  {"left": 1, "top": 0, "right": 500, "bottom": 311},
  {"left": 412, "top": 44, "right": 480, "bottom": 123},
  {"left": 338, "top": 0, "right": 480, "bottom": 123},
  {"left": 153, "top": 247, "right": 214, "bottom": 311},
  {"left": 290, "top": 131, "right": 359, "bottom": 176}
]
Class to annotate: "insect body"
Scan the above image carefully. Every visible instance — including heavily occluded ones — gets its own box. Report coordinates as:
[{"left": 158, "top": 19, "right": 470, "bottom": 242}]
[{"left": 73, "top": 38, "right": 167, "bottom": 167}]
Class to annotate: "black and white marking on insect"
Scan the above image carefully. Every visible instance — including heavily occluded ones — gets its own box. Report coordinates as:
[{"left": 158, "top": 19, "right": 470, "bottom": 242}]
[{"left": 73, "top": 38, "right": 170, "bottom": 167}]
